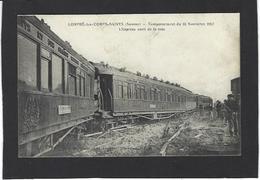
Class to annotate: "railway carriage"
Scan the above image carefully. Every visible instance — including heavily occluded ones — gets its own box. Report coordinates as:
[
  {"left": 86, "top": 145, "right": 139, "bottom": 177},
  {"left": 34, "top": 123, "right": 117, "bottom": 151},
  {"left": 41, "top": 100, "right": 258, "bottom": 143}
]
[
  {"left": 195, "top": 95, "right": 213, "bottom": 109},
  {"left": 94, "top": 62, "right": 197, "bottom": 126},
  {"left": 17, "top": 16, "right": 96, "bottom": 157}
]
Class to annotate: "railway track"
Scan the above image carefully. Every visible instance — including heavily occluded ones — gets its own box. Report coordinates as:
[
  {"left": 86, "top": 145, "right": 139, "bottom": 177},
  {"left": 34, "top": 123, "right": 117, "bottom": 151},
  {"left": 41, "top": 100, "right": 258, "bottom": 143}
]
[{"left": 42, "top": 110, "right": 198, "bottom": 157}]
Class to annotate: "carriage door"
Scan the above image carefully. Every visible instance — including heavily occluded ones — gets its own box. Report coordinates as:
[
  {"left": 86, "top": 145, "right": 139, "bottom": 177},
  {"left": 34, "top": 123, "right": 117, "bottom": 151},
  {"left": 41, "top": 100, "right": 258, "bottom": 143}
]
[{"left": 100, "top": 75, "right": 113, "bottom": 111}]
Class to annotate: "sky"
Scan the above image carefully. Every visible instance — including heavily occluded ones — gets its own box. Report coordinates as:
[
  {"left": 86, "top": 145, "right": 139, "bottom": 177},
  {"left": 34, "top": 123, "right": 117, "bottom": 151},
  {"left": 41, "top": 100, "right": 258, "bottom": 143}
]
[{"left": 36, "top": 14, "right": 240, "bottom": 101}]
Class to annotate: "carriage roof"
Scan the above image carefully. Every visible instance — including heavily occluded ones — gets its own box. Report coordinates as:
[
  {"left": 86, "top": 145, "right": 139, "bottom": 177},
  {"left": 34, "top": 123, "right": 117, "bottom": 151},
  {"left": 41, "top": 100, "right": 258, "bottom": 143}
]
[{"left": 93, "top": 62, "right": 194, "bottom": 95}]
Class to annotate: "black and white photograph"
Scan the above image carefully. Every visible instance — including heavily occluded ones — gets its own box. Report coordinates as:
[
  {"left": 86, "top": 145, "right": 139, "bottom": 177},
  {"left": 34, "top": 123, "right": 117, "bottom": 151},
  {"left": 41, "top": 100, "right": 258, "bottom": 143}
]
[
  {"left": 2, "top": 0, "right": 258, "bottom": 177},
  {"left": 17, "top": 14, "right": 241, "bottom": 157}
]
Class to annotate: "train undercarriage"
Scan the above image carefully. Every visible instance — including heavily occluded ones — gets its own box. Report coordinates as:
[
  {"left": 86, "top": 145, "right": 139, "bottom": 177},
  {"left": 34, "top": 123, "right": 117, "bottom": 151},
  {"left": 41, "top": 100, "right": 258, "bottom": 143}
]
[{"left": 19, "top": 109, "right": 196, "bottom": 157}]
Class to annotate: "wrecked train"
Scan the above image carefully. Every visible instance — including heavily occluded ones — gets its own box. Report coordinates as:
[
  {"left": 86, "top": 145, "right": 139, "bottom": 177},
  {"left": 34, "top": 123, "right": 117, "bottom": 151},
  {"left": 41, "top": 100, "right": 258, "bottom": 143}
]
[{"left": 17, "top": 16, "right": 212, "bottom": 156}]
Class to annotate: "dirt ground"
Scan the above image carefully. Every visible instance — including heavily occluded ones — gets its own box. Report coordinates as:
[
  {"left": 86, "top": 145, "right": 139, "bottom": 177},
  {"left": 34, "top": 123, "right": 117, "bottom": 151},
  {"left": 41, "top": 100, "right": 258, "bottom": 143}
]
[{"left": 44, "top": 110, "right": 240, "bottom": 157}]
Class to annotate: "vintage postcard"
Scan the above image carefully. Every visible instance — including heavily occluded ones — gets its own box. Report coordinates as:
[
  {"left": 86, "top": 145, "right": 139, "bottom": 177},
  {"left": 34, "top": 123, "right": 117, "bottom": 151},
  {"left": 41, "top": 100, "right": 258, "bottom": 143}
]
[{"left": 17, "top": 13, "right": 241, "bottom": 158}]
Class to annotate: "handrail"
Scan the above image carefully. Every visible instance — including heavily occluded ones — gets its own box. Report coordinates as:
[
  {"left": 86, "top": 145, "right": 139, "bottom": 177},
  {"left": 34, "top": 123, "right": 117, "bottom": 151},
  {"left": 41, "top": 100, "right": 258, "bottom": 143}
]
[
  {"left": 107, "top": 88, "right": 113, "bottom": 110},
  {"left": 98, "top": 88, "right": 105, "bottom": 110}
]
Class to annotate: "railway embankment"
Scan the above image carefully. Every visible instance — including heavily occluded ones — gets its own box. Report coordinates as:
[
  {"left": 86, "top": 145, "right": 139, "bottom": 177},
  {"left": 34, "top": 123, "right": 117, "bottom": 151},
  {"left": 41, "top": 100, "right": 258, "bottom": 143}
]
[{"left": 44, "top": 111, "right": 240, "bottom": 157}]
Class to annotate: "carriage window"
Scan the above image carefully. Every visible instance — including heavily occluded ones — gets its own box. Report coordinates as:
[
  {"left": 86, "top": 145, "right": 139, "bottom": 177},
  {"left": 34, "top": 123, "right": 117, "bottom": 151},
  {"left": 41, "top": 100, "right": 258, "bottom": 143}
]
[
  {"left": 135, "top": 85, "right": 140, "bottom": 99},
  {"left": 123, "top": 84, "right": 127, "bottom": 99},
  {"left": 77, "top": 75, "right": 80, "bottom": 95},
  {"left": 118, "top": 85, "right": 123, "bottom": 98},
  {"left": 150, "top": 88, "right": 154, "bottom": 101},
  {"left": 80, "top": 75, "right": 85, "bottom": 96},
  {"left": 140, "top": 86, "right": 144, "bottom": 100},
  {"left": 85, "top": 75, "right": 91, "bottom": 97},
  {"left": 52, "top": 54, "right": 63, "bottom": 93},
  {"left": 161, "top": 91, "right": 164, "bottom": 101},
  {"left": 161, "top": 91, "right": 165, "bottom": 101},
  {"left": 167, "top": 94, "right": 171, "bottom": 102},
  {"left": 85, "top": 75, "right": 90, "bottom": 97},
  {"left": 77, "top": 70, "right": 87, "bottom": 97},
  {"left": 158, "top": 91, "right": 161, "bottom": 101},
  {"left": 172, "top": 94, "right": 175, "bottom": 102},
  {"left": 139, "top": 87, "right": 142, "bottom": 100},
  {"left": 41, "top": 59, "right": 50, "bottom": 92},
  {"left": 144, "top": 89, "right": 147, "bottom": 100},
  {"left": 89, "top": 75, "right": 93, "bottom": 97},
  {"left": 154, "top": 91, "right": 158, "bottom": 101},
  {"left": 127, "top": 83, "right": 132, "bottom": 99},
  {"left": 41, "top": 48, "right": 51, "bottom": 92},
  {"left": 135, "top": 86, "right": 138, "bottom": 99},
  {"left": 147, "top": 89, "right": 150, "bottom": 100},
  {"left": 68, "top": 63, "right": 77, "bottom": 95},
  {"left": 17, "top": 34, "right": 37, "bottom": 90}
]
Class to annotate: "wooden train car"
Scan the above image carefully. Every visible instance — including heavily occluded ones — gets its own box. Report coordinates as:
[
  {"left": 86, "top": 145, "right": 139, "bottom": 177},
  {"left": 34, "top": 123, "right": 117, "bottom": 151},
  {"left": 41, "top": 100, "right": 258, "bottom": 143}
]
[
  {"left": 195, "top": 94, "right": 213, "bottom": 109},
  {"left": 94, "top": 62, "right": 197, "bottom": 122},
  {"left": 17, "top": 16, "right": 97, "bottom": 157}
]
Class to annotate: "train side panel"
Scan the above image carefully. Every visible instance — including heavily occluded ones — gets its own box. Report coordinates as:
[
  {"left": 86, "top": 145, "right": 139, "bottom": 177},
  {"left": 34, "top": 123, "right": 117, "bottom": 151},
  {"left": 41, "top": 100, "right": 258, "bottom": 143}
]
[
  {"left": 17, "top": 16, "right": 97, "bottom": 156},
  {"left": 18, "top": 92, "right": 96, "bottom": 145},
  {"left": 111, "top": 72, "right": 197, "bottom": 114}
]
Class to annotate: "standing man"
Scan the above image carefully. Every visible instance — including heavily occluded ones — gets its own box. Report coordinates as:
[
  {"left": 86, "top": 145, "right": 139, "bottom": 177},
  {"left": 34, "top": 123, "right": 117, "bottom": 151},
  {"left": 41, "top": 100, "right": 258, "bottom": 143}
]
[
  {"left": 199, "top": 104, "right": 203, "bottom": 116},
  {"left": 224, "top": 94, "right": 239, "bottom": 136},
  {"left": 215, "top": 100, "right": 221, "bottom": 119},
  {"left": 221, "top": 101, "right": 227, "bottom": 124},
  {"left": 208, "top": 104, "right": 214, "bottom": 120}
]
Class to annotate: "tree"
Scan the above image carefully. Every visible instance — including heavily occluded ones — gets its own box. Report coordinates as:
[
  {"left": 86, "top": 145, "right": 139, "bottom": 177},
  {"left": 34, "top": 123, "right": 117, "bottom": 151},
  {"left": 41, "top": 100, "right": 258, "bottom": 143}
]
[
  {"left": 153, "top": 76, "right": 158, "bottom": 80},
  {"left": 119, "top": 67, "right": 126, "bottom": 72}
]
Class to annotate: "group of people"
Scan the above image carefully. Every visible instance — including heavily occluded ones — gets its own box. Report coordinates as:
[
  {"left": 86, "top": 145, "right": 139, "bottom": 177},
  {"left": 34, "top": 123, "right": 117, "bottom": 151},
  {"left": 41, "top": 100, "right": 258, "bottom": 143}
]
[{"left": 215, "top": 94, "right": 240, "bottom": 137}]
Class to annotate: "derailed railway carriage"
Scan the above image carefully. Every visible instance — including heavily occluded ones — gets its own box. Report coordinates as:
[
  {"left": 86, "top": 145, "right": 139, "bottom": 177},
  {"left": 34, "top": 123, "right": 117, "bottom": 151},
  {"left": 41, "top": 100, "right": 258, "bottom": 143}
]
[
  {"left": 94, "top": 63, "right": 197, "bottom": 127},
  {"left": 17, "top": 16, "right": 96, "bottom": 157}
]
